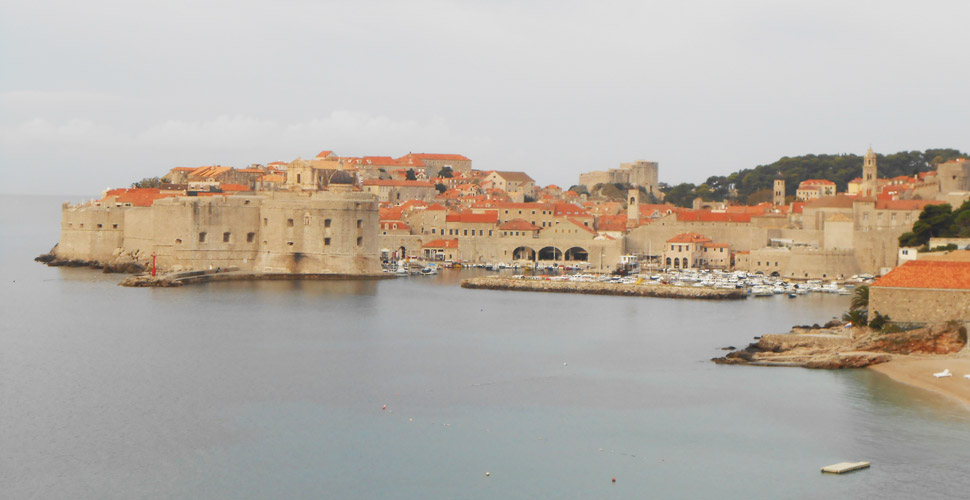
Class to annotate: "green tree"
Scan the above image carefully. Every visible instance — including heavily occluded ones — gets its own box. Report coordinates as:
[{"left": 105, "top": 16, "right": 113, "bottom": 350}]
[
  {"left": 898, "top": 203, "right": 954, "bottom": 247},
  {"left": 868, "top": 311, "right": 891, "bottom": 331},
  {"left": 434, "top": 183, "right": 447, "bottom": 193},
  {"left": 132, "top": 177, "right": 162, "bottom": 188},
  {"left": 405, "top": 169, "right": 417, "bottom": 181},
  {"left": 850, "top": 285, "right": 869, "bottom": 311},
  {"left": 842, "top": 309, "right": 868, "bottom": 327},
  {"left": 438, "top": 166, "right": 453, "bottom": 178}
]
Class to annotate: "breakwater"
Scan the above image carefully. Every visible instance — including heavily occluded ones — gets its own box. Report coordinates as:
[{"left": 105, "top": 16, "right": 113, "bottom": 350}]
[
  {"left": 121, "top": 270, "right": 391, "bottom": 287},
  {"left": 460, "top": 276, "right": 747, "bottom": 300}
]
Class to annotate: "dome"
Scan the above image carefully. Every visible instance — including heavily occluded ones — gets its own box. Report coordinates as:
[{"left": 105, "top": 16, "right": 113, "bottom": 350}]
[{"left": 329, "top": 170, "right": 355, "bottom": 185}]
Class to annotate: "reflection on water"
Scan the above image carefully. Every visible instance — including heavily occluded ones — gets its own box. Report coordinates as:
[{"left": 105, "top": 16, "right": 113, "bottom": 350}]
[{"left": 4, "top": 195, "right": 970, "bottom": 500}]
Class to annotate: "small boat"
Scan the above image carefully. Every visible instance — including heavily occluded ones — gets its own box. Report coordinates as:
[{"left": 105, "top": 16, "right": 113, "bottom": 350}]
[
  {"left": 420, "top": 264, "right": 438, "bottom": 275},
  {"left": 934, "top": 369, "right": 952, "bottom": 378},
  {"left": 788, "top": 293, "right": 797, "bottom": 298}
]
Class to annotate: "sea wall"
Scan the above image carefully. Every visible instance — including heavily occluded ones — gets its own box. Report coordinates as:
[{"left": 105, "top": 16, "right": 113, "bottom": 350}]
[
  {"left": 460, "top": 277, "right": 747, "bottom": 299},
  {"left": 45, "top": 191, "right": 382, "bottom": 276}
]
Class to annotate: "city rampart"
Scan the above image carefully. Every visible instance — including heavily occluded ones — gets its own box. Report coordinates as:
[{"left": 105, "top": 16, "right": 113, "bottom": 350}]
[{"left": 869, "top": 287, "right": 970, "bottom": 324}]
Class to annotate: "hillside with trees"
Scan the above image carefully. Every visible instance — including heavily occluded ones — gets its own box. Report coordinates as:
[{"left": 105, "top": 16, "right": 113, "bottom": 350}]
[
  {"left": 657, "top": 148, "right": 967, "bottom": 208},
  {"left": 898, "top": 201, "right": 970, "bottom": 248}
]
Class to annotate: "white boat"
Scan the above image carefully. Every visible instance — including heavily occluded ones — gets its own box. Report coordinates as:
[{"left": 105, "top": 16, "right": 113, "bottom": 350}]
[
  {"left": 751, "top": 286, "right": 773, "bottom": 297},
  {"left": 420, "top": 264, "right": 438, "bottom": 275}
]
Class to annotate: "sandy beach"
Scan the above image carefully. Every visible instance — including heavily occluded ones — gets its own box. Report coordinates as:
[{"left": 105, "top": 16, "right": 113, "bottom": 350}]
[{"left": 869, "top": 352, "right": 970, "bottom": 409}]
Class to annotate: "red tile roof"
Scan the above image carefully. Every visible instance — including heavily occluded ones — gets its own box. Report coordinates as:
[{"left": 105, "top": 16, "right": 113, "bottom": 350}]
[
  {"left": 402, "top": 153, "right": 470, "bottom": 161},
  {"left": 423, "top": 238, "right": 459, "bottom": 249},
  {"left": 873, "top": 261, "right": 970, "bottom": 290},
  {"left": 362, "top": 179, "right": 434, "bottom": 187},
  {"left": 553, "top": 203, "right": 592, "bottom": 217},
  {"left": 875, "top": 199, "right": 945, "bottom": 211},
  {"left": 798, "top": 179, "right": 836, "bottom": 186},
  {"left": 101, "top": 188, "right": 178, "bottom": 207},
  {"left": 676, "top": 211, "right": 752, "bottom": 223},
  {"left": 219, "top": 183, "right": 250, "bottom": 192},
  {"left": 316, "top": 150, "right": 334, "bottom": 158},
  {"left": 425, "top": 203, "right": 448, "bottom": 211},
  {"left": 446, "top": 211, "right": 498, "bottom": 224},
  {"left": 596, "top": 214, "right": 628, "bottom": 232},
  {"left": 667, "top": 232, "right": 713, "bottom": 244},
  {"left": 499, "top": 219, "right": 541, "bottom": 231}
]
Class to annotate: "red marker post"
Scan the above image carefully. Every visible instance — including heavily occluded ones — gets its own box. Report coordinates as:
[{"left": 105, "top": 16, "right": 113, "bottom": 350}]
[{"left": 152, "top": 252, "right": 156, "bottom": 277}]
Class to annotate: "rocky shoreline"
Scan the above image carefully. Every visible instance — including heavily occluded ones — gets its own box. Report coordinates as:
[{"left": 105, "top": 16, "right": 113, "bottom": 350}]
[
  {"left": 461, "top": 276, "right": 747, "bottom": 300},
  {"left": 713, "top": 322, "right": 967, "bottom": 369},
  {"left": 35, "top": 247, "right": 146, "bottom": 274}
]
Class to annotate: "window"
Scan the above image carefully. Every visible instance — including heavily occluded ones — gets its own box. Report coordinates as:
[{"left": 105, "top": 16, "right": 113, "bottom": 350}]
[
  {"left": 287, "top": 241, "right": 294, "bottom": 246},
  {"left": 199, "top": 232, "right": 207, "bottom": 243},
  {"left": 325, "top": 237, "right": 331, "bottom": 246},
  {"left": 325, "top": 219, "right": 332, "bottom": 227},
  {"left": 97, "top": 224, "right": 103, "bottom": 229},
  {"left": 112, "top": 224, "right": 118, "bottom": 229},
  {"left": 263, "top": 218, "right": 268, "bottom": 227},
  {"left": 463, "top": 229, "right": 468, "bottom": 236},
  {"left": 287, "top": 218, "right": 294, "bottom": 227},
  {"left": 175, "top": 238, "right": 182, "bottom": 244},
  {"left": 223, "top": 232, "right": 231, "bottom": 243},
  {"left": 357, "top": 219, "right": 362, "bottom": 228},
  {"left": 296, "top": 173, "right": 302, "bottom": 183},
  {"left": 356, "top": 236, "right": 363, "bottom": 246},
  {"left": 247, "top": 232, "right": 255, "bottom": 243}
]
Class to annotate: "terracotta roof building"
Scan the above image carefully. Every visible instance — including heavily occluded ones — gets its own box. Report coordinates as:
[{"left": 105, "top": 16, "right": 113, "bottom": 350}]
[{"left": 869, "top": 260, "right": 970, "bottom": 323}]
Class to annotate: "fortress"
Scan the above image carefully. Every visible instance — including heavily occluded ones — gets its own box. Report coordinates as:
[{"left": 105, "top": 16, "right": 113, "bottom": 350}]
[{"left": 51, "top": 189, "right": 382, "bottom": 276}]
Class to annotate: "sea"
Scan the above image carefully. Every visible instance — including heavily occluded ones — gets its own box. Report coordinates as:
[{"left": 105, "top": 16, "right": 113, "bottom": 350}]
[{"left": 2, "top": 194, "right": 969, "bottom": 500}]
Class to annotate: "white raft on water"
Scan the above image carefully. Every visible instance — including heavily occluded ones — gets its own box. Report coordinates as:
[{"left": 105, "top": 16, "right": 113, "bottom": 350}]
[{"left": 821, "top": 461, "right": 870, "bottom": 474}]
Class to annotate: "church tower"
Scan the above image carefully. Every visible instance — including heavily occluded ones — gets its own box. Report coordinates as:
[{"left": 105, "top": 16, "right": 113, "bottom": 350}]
[
  {"left": 862, "top": 147, "right": 878, "bottom": 197},
  {"left": 627, "top": 188, "right": 640, "bottom": 229},
  {"left": 773, "top": 174, "right": 785, "bottom": 207}
]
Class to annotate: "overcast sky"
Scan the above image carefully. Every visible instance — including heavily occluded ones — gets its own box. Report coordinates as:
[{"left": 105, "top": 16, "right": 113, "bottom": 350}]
[{"left": 2, "top": 0, "right": 968, "bottom": 195}]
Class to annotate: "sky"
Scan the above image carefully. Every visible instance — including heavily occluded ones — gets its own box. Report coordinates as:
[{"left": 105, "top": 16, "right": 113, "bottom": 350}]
[{"left": 2, "top": 0, "right": 968, "bottom": 196}]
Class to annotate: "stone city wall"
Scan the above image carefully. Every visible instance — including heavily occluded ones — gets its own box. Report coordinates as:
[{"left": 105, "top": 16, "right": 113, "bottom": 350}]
[{"left": 869, "top": 286, "right": 970, "bottom": 324}]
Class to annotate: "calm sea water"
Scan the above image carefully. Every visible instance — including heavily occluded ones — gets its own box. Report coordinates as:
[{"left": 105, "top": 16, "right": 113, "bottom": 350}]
[{"left": 2, "top": 195, "right": 969, "bottom": 499}]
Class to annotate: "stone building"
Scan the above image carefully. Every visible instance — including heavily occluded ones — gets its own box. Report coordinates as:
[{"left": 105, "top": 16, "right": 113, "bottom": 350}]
[
  {"left": 869, "top": 260, "right": 970, "bottom": 323},
  {"left": 578, "top": 160, "right": 661, "bottom": 198},
  {"left": 483, "top": 171, "right": 536, "bottom": 197},
  {"left": 54, "top": 189, "right": 381, "bottom": 276},
  {"left": 663, "top": 232, "right": 724, "bottom": 270},
  {"left": 397, "top": 153, "right": 472, "bottom": 176},
  {"left": 362, "top": 179, "right": 436, "bottom": 203}
]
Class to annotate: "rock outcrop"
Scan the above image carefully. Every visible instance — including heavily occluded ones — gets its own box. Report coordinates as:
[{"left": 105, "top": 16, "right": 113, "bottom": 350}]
[{"left": 713, "top": 323, "right": 966, "bottom": 369}]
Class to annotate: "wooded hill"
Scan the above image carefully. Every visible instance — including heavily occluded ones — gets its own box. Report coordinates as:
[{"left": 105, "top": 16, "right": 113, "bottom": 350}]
[{"left": 657, "top": 148, "right": 968, "bottom": 208}]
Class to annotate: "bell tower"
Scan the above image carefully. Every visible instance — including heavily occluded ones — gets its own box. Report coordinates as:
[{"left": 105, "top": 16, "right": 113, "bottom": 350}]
[
  {"left": 627, "top": 189, "right": 640, "bottom": 228},
  {"left": 862, "top": 147, "right": 878, "bottom": 197},
  {"left": 773, "top": 174, "right": 785, "bottom": 207}
]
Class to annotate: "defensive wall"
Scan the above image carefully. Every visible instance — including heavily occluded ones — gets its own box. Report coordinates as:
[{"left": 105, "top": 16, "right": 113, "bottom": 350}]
[
  {"left": 869, "top": 287, "right": 970, "bottom": 324},
  {"left": 54, "top": 191, "right": 381, "bottom": 275}
]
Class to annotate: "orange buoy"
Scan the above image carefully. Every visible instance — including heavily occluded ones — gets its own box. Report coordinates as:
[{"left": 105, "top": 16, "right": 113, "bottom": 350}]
[
  {"left": 382, "top": 405, "right": 386, "bottom": 410},
  {"left": 612, "top": 478, "right": 616, "bottom": 483}
]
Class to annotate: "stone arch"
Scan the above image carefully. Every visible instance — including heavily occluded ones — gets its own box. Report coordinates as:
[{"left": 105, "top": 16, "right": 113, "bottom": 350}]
[
  {"left": 665, "top": 257, "right": 672, "bottom": 267},
  {"left": 512, "top": 246, "right": 536, "bottom": 261},
  {"left": 538, "top": 246, "right": 563, "bottom": 261},
  {"left": 674, "top": 257, "right": 681, "bottom": 268},
  {"left": 564, "top": 247, "right": 588, "bottom": 261}
]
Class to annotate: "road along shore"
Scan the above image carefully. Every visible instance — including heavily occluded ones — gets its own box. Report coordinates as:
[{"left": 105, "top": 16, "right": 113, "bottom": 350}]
[{"left": 461, "top": 276, "right": 747, "bottom": 300}]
